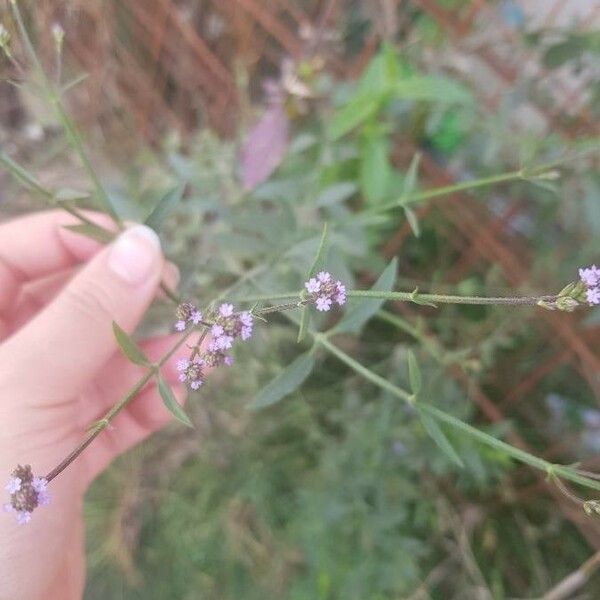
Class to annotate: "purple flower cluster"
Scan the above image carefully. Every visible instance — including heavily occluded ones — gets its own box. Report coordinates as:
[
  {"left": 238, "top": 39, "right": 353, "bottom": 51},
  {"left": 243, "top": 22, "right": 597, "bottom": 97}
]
[
  {"left": 210, "top": 303, "right": 254, "bottom": 349},
  {"left": 304, "top": 271, "right": 346, "bottom": 312},
  {"left": 579, "top": 265, "right": 600, "bottom": 305},
  {"left": 174, "top": 302, "right": 203, "bottom": 331},
  {"left": 4, "top": 465, "right": 50, "bottom": 525},
  {"left": 175, "top": 303, "right": 253, "bottom": 390}
]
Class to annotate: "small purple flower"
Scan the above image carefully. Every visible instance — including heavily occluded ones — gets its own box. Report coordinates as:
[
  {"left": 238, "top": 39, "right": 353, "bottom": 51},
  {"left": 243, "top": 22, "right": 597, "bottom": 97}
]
[
  {"left": 316, "top": 296, "right": 332, "bottom": 312},
  {"left": 4, "top": 465, "right": 50, "bottom": 524},
  {"left": 190, "top": 310, "right": 203, "bottom": 325},
  {"left": 37, "top": 490, "right": 50, "bottom": 506},
  {"left": 241, "top": 326, "right": 253, "bottom": 341},
  {"left": 305, "top": 278, "right": 320, "bottom": 294},
  {"left": 304, "top": 271, "right": 346, "bottom": 312},
  {"left": 16, "top": 511, "right": 31, "bottom": 525},
  {"left": 580, "top": 266, "right": 600, "bottom": 288},
  {"left": 176, "top": 359, "right": 190, "bottom": 372},
  {"left": 211, "top": 324, "right": 224, "bottom": 338},
  {"left": 224, "top": 355, "right": 234, "bottom": 367},
  {"left": 219, "top": 303, "right": 234, "bottom": 317},
  {"left": 32, "top": 478, "right": 47, "bottom": 493},
  {"left": 5, "top": 477, "right": 21, "bottom": 494},
  {"left": 175, "top": 320, "right": 186, "bottom": 331},
  {"left": 177, "top": 358, "right": 204, "bottom": 390},
  {"left": 216, "top": 335, "right": 234, "bottom": 350},
  {"left": 586, "top": 287, "right": 600, "bottom": 305},
  {"left": 175, "top": 302, "right": 202, "bottom": 331}
]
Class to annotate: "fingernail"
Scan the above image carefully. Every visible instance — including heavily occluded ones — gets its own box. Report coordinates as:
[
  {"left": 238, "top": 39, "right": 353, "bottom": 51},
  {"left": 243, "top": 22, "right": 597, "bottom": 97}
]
[{"left": 108, "top": 225, "right": 162, "bottom": 284}]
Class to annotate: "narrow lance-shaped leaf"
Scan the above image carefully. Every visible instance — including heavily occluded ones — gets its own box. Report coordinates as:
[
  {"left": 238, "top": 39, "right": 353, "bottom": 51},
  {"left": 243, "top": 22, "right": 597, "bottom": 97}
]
[
  {"left": 398, "top": 152, "right": 421, "bottom": 206},
  {"left": 112, "top": 322, "right": 150, "bottom": 366},
  {"left": 157, "top": 375, "right": 194, "bottom": 427},
  {"left": 249, "top": 352, "right": 316, "bottom": 410},
  {"left": 418, "top": 408, "right": 464, "bottom": 468},
  {"left": 64, "top": 223, "right": 114, "bottom": 244},
  {"left": 327, "top": 93, "right": 382, "bottom": 141},
  {"left": 406, "top": 350, "right": 422, "bottom": 396},
  {"left": 145, "top": 183, "right": 185, "bottom": 231},
  {"left": 404, "top": 206, "right": 420, "bottom": 238},
  {"left": 334, "top": 258, "right": 398, "bottom": 334}
]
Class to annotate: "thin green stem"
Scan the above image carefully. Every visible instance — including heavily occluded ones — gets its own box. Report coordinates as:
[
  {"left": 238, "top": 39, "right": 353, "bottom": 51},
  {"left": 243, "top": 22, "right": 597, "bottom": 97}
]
[
  {"left": 313, "top": 334, "right": 600, "bottom": 493},
  {"left": 10, "top": 0, "right": 121, "bottom": 223},
  {"left": 348, "top": 290, "right": 557, "bottom": 306},
  {"left": 0, "top": 150, "right": 181, "bottom": 303},
  {"left": 45, "top": 328, "right": 195, "bottom": 482},
  {"left": 371, "top": 156, "right": 572, "bottom": 214},
  {"left": 232, "top": 288, "right": 557, "bottom": 308}
]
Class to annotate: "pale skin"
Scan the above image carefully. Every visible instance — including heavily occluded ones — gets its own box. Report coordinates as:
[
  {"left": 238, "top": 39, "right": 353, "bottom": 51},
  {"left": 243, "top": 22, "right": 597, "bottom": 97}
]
[{"left": 0, "top": 211, "right": 191, "bottom": 600}]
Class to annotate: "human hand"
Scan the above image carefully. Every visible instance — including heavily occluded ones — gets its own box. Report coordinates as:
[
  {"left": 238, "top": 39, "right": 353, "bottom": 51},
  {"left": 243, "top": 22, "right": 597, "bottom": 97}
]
[{"left": 0, "top": 211, "right": 187, "bottom": 600}]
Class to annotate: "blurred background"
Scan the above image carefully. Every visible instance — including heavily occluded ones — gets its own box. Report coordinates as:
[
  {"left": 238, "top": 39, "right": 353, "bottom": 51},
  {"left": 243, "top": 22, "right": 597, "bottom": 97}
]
[{"left": 1, "top": 1, "right": 600, "bottom": 598}]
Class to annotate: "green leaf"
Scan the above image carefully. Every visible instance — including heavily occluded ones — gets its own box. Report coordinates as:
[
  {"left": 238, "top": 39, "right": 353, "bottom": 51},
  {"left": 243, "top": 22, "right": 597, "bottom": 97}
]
[
  {"left": 144, "top": 183, "right": 185, "bottom": 231},
  {"left": 158, "top": 375, "right": 193, "bottom": 427},
  {"left": 328, "top": 93, "right": 382, "bottom": 141},
  {"left": 360, "top": 135, "right": 391, "bottom": 204},
  {"left": 63, "top": 223, "right": 114, "bottom": 244},
  {"left": 393, "top": 76, "right": 472, "bottom": 104},
  {"left": 249, "top": 353, "right": 316, "bottom": 410},
  {"left": 112, "top": 322, "right": 150, "bottom": 366},
  {"left": 54, "top": 187, "right": 90, "bottom": 202},
  {"left": 315, "top": 182, "right": 357, "bottom": 207},
  {"left": 418, "top": 409, "right": 464, "bottom": 468},
  {"left": 334, "top": 258, "right": 398, "bottom": 334},
  {"left": 399, "top": 152, "right": 421, "bottom": 205},
  {"left": 407, "top": 350, "right": 422, "bottom": 395},
  {"left": 404, "top": 207, "right": 420, "bottom": 238}
]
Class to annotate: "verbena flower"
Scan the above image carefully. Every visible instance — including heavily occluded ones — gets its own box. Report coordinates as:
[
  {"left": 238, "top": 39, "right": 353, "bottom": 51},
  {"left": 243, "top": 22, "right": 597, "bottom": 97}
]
[
  {"left": 176, "top": 357, "right": 204, "bottom": 390},
  {"left": 579, "top": 265, "right": 600, "bottom": 306},
  {"left": 210, "top": 304, "right": 254, "bottom": 348},
  {"left": 174, "top": 302, "right": 203, "bottom": 331},
  {"left": 304, "top": 271, "right": 346, "bottom": 312},
  {"left": 202, "top": 340, "right": 233, "bottom": 368},
  {"left": 4, "top": 465, "right": 50, "bottom": 525}
]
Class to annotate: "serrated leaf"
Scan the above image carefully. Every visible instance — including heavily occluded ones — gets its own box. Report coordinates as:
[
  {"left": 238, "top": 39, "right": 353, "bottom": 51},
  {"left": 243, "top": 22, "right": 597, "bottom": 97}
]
[
  {"left": 249, "top": 353, "right": 315, "bottom": 410},
  {"left": 158, "top": 375, "right": 193, "bottom": 427},
  {"left": 328, "top": 93, "right": 382, "bottom": 141},
  {"left": 404, "top": 207, "right": 420, "bottom": 238},
  {"left": 112, "top": 322, "right": 150, "bottom": 366},
  {"left": 334, "top": 258, "right": 397, "bottom": 334},
  {"left": 145, "top": 183, "right": 185, "bottom": 231},
  {"left": 63, "top": 223, "right": 114, "bottom": 244},
  {"left": 419, "top": 410, "right": 464, "bottom": 468},
  {"left": 407, "top": 350, "right": 422, "bottom": 395},
  {"left": 55, "top": 187, "right": 90, "bottom": 202}
]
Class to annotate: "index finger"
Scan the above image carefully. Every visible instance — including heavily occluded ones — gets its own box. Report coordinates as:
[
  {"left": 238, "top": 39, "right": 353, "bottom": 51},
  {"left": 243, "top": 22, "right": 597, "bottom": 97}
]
[{"left": 0, "top": 209, "right": 116, "bottom": 314}]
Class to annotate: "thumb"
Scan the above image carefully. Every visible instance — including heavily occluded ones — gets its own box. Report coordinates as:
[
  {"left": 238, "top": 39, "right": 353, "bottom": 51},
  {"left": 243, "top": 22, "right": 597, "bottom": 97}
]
[{"left": 0, "top": 225, "right": 165, "bottom": 400}]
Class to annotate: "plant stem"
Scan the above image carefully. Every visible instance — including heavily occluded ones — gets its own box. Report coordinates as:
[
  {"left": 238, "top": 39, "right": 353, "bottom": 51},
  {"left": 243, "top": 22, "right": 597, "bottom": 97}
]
[
  {"left": 45, "top": 329, "right": 195, "bottom": 482},
  {"left": 347, "top": 290, "right": 557, "bottom": 306},
  {"left": 10, "top": 0, "right": 121, "bottom": 224},
  {"left": 313, "top": 334, "right": 600, "bottom": 493},
  {"left": 372, "top": 157, "right": 569, "bottom": 214},
  {"left": 0, "top": 151, "right": 181, "bottom": 303},
  {"left": 233, "top": 289, "right": 558, "bottom": 308}
]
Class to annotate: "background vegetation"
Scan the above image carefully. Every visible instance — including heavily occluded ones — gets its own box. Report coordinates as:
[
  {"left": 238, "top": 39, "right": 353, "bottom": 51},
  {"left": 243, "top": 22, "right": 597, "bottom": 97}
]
[{"left": 1, "top": 1, "right": 599, "bottom": 598}]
